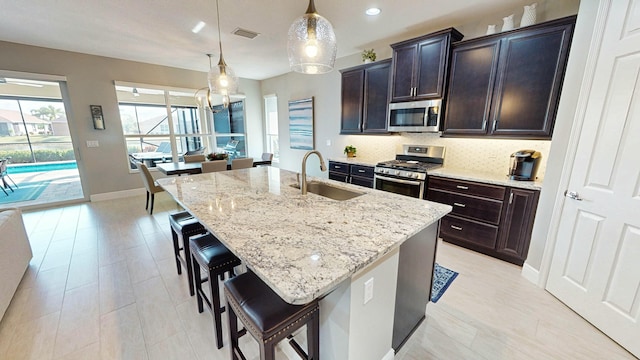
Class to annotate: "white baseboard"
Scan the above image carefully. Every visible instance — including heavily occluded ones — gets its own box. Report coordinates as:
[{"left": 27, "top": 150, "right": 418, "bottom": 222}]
[
  {"left": 90, "top": 188, "right": 145, "bottom": 202},
  {"left": 521, "top": 262, "right": 540, "bottom": 285},
  {"left": 381, "top": 349, "right": 394, "bottom": 360}
]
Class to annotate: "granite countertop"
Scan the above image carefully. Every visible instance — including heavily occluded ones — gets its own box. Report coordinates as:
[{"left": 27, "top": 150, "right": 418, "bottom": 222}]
[
  {"left": 157, "top": 167, "right": 451, "bottom": 304},
  {"left": 429, "top": 167, "right": 543, "bottom": 190}
]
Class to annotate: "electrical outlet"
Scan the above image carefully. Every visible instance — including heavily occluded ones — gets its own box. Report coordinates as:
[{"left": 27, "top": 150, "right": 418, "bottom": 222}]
[
  {"left": 86, "top": 140, "right": 99, "bottom": 148},
  {"left": 364, "top": 278, "right": 374, "bottom": 304},
  {"left": 326, "top": 139, "right": 331, "bottom": 146}
]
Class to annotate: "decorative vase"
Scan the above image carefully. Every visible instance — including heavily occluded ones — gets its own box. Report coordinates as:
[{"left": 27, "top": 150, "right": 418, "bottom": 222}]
[
  {"left": 346, "top": 152, "right": 356, "bottom": 158},
  {"left": 502, "top": 14, "right": 514, "bottom": 31},
  {"left": 486, "top": 24, "right": 496, "bottom": 35},
  {"left": 520, "top": 3, "right": 537, "bottom": 27},
  {"left": 364, "top": 59, "right": 373, "bottom": 64}
]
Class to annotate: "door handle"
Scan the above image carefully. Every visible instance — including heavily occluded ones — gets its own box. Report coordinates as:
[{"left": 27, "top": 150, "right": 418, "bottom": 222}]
[{"left": 564, "top": 190, "right": 583, "bottom": 201}]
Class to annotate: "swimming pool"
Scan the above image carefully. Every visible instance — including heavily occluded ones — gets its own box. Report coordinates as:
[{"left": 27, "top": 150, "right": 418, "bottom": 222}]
[{"left": 7, "top": 161, "right": 78, "bottom": 174}]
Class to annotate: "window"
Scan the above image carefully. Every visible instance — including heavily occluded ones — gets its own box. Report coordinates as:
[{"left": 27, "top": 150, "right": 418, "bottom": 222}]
[
  {"left": 264, "top": 94, "right": 279, "bottom": 162},
  {"left": 212, "top": 100, "right": 247, "bottom": 159},
  {"left": 0, "top": 82, "right": 74, "bottom": 164},
  {"left": 116, "top": 84, "right": 213, "bottom": 169}
]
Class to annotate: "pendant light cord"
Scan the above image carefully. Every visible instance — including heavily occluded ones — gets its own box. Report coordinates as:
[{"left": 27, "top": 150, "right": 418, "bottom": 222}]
[{"left": 216, "top": 0, "right": 225, "bottom": 64}]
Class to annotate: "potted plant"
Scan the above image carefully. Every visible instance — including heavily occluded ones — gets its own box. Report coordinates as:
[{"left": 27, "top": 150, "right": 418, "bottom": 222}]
[
  {"left": 344, "top": 145, "right": 357, "bottom": 158},
  {"left": 362, "top": 49, "right": 376, "bottom": 63},
  {"left": 207, "top": 152, "right": 228, "bottom": 161}
]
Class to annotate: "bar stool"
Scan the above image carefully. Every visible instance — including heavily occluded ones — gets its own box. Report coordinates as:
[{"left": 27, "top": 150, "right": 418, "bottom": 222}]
[
  {"left": 169, "top": 211, "right": 207, "bottom": 296},
  {"left": 190, "top": 233, "right": 241, "bottom": 349},
  {"left": 224, "top": 271, "right": 320, "bottom": 360}
]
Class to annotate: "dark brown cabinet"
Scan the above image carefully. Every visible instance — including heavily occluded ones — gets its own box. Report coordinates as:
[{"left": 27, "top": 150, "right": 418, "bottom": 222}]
[
  {"left": 497, "top": 188, "right": 540, "bottom": 262},
  {"left": 390, "top": 28, "right": 463, "bottom": 102},
  {"left": 443, "top": 16, "right": 575, "bottom": 139},
  {"left": 340, "top": 59, "right": 391, "bottom": 134},
  {"left": 328, "top": 161, "right": 374, "bottom": 188},
  {"left": 427, "top": 176, "right": 539, "bottom": 265},
  {"left": 328, "top": 161, "right": 349, "bottom": 182}
]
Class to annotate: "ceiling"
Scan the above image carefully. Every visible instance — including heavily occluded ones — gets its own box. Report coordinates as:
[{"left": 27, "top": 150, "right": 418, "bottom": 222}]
[{"left": 1, "top": 0, "right": 535, "bottom": 80}]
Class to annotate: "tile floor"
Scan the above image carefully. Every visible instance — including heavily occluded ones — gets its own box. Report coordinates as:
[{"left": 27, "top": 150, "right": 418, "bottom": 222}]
[{"left": 0, "top": 193, "right": 635, "bottom": 360}]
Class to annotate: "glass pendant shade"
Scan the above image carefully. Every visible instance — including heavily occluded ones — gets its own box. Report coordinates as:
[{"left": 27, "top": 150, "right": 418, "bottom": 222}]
[
  {"left": 287, "top": 0, "right": 337, "bottom": 74},
  {"left": 207, "top": 57, "right": 238, "bottom": 104}
]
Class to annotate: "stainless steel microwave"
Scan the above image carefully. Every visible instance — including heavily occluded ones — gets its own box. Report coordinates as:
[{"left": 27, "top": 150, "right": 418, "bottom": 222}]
[{"left": 387, "top": 99, "right": 442, "bottom": 132}]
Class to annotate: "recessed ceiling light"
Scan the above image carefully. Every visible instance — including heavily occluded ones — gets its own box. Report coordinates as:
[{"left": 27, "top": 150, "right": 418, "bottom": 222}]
[
  {"left": 366, "top": 7, "right": 381, "bottom": 16},
  {"left": 192, "top": 21, "right": 206, "bottom": 34}
]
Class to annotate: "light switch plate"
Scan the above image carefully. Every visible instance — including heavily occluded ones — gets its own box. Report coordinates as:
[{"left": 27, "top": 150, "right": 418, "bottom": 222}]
[
  {"left": 364, "top": 278, "right": 374, "bottom": 304},
  {"left": 326, "top": 139, "right": 331, "bottom": 146},
  {"left": 86, "top": 140, "right": 99, "bottom": 148}
]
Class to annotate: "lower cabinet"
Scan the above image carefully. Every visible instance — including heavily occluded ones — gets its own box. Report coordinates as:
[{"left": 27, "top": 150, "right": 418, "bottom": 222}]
[
  {"left": 427, "top": 176, "right": 539, "bottom": 265},
  {"left": 328, "top": 161, "right": 374, "bottom": 189}
]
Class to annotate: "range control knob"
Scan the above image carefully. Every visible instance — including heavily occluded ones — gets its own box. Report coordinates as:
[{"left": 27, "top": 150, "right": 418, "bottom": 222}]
[{"left": 394, "top": 170, "right": 400, "bottom": 176}]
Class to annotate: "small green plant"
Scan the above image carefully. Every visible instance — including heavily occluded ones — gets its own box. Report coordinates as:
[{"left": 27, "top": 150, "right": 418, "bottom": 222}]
[
  {"left": 362, "top": 49, "right": 376, "bottom": 62},
  {"left": 344, "top": 145, "right": 357, "bottom": 157}
]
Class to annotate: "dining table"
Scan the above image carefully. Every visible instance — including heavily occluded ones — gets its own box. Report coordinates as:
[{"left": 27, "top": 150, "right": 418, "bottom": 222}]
[{"left": 155, "top": 158, "right": 272, "bottom": 176}]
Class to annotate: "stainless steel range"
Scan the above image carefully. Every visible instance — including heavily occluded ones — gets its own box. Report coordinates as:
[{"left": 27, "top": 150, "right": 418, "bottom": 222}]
[{"left": 374, "top": 145, "right": 445, "bottom": 199}]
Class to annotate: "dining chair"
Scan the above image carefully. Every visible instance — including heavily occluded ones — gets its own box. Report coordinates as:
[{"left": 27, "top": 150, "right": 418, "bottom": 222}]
[
  {"left": 184, "top": 154, "right": 206, "bottom": 163},
  {"left": 201, "top": 160, "right": 227, "bottom": 173},
  {"left": 231, "top": 157, "right": 254, "bottom": 170},
  {"left": 136, "top": 162, "right": 165, "bottom": 215},
  {"left": 261, "top": 152, "right": 274, "bottom": 162}
]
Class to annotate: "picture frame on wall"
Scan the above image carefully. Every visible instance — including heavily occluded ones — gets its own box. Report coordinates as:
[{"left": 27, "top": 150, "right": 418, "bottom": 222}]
[{"left": 288, "top": 97, "right": 314, "bottom": 150}]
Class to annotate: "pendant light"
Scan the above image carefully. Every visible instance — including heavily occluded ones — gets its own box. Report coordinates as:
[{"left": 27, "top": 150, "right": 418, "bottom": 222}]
[
  {"left": 208, "top": 0, "right": 238, "bottom": 107},
  {"left": 287, "top": 0, "right": 337, "bottom": 74}
]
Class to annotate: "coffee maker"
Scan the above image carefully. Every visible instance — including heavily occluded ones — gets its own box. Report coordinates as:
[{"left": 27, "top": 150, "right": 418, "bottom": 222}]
[{"left": 509, "top": 150, "right": 541, "bottom": 181}]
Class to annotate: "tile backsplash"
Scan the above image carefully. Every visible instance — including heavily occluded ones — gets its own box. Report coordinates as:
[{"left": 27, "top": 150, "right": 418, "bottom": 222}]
[{"left": 344, "top": 133, "right": 551, "bottom": 181}]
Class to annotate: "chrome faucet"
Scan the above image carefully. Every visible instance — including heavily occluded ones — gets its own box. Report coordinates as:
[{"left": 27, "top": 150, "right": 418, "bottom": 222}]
[{"left": 301, "top": 150, "right": 327, "bottom": 195}]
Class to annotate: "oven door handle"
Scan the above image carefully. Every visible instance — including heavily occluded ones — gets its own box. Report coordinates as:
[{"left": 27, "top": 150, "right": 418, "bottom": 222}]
[{"left": 375, "top": 175, "right": 423, "bottom": 186}]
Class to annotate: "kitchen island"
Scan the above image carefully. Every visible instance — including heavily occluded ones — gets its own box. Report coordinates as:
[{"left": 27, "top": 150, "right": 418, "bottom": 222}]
[{"left": 157, "top": 167, "right": 450, "bottom": 359}]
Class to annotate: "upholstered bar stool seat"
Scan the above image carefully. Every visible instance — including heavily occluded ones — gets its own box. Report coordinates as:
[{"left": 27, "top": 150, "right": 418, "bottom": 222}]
[
  {"left": 224, "top": 271, "right": 320, "bottom": 360},
  {"left": 169, "top": 211, "right": 207, "bottom": 296},
  {"left": 190, "top": 233, "right": 241, "bottom": 349}
]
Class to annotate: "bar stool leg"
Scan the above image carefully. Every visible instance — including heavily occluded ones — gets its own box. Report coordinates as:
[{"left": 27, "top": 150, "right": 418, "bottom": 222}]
[
  {"left": 228, "top": 304, "right": 240, "bottom": 360},
  {"left": 308, "top": 313, "right": 320, "bottom": 360},
  {"left": 171, "top": 229, "right": 182, "bottom": 275},
  {"left": 211, "top": 269, "right": 224, "bottom": 349},
  {"left": 184, "top": 239, "right": 195, "bottom": 296},
  {"left": 192, "top": 254, "right": 204, "bottom": 314}
]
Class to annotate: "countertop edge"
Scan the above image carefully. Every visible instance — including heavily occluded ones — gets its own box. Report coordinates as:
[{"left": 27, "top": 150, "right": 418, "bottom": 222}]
[{"left": 429, "top": 168, "right": 542, "bottom": 190}]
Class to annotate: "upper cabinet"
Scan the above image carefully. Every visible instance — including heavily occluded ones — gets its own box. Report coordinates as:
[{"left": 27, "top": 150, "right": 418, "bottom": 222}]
[
  {"left": 443, "top": 16, "right": 576, "bottom": 139},
  {"left": 340, "top": 59, "right": 391, "bottom": 134},
  {"left": 390, "top": 28, "right": 463, "bottom": 102}
]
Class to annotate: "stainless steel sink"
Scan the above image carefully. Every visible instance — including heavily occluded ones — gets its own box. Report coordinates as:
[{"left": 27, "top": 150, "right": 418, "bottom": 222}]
[{"left": 292, "top": 181, "right": 364, "bottom": 201}]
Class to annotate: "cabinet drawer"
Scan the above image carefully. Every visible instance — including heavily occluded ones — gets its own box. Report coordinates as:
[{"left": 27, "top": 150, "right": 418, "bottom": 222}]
[
  {"left": 350, "top": 165, "right": 374, "bottom": 178},
  {"left": 440, "top": 215, "right": 498, "bottom": 250},
  {"left": 429, "top": 177, "right": 505, "bottom": 200},
  {"left": 427, "top": 189, "right": 502, "bottom": 225},
  {"left": 329, "top": 161, "right": 349, "bottom": 173},
  {"left": 350, "top": 175, "right": 374, "bottom": 188},
  {"left": 329, "top": 172, "right": 348, "bottom": 183}
]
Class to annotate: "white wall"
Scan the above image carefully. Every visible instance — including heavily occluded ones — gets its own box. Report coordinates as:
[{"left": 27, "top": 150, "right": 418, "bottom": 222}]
[{"left": 0, "top": 41, "right": 262, "bottom": 197}]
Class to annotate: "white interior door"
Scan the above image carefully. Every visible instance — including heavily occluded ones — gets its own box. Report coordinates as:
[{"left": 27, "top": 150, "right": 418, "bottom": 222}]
[{"left": 546, "top": 1, "right": 640, "bottom": 357}]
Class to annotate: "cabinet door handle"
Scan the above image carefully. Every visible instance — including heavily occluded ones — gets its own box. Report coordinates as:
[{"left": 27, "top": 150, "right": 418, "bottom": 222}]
[
  {"left": 509, "top": 192, "right": 514, "bottom": 204},
  {"left": 492, "top": 121, "right": 498, "bottom": 132},
  {"left": 358, "top": 170, "right": 365, "bottom": 173},
  {"left": 456, "top": 185, "right": 469, "bottom": 190},
  {"left": 453, "top": 202, "right": 466, "bottom": 208},
  {"left": 482, "top": 120, "right": 487, "bottom": 130},
  {"left": 451, "top": 225, "right": 463, "bottom": 231},
  {"left": 335, "top": 166, "right": 341, "bottom": 169}
]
